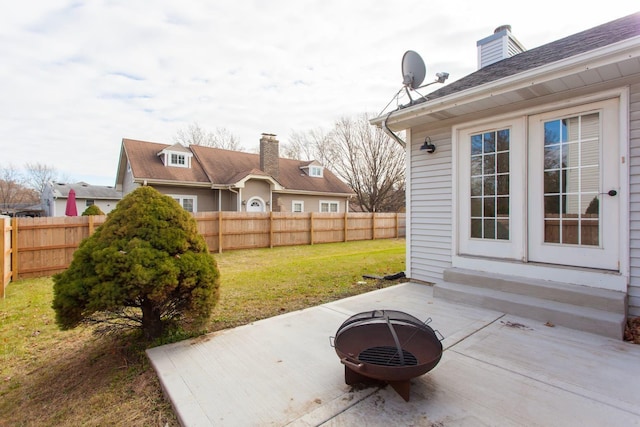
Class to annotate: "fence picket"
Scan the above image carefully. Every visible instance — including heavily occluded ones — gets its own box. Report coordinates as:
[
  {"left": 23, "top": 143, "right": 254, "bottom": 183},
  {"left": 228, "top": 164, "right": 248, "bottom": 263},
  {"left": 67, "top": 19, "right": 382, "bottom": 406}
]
[{"left": 3, "top": 212, "right": 405, "bottom": 283}]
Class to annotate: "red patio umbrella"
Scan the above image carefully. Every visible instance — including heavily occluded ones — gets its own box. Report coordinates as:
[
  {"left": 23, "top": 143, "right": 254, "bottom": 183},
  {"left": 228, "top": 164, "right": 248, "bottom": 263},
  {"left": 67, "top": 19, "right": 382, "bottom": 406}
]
[{"left": 65, "top": 188, "right": 78, "bottom": 216}]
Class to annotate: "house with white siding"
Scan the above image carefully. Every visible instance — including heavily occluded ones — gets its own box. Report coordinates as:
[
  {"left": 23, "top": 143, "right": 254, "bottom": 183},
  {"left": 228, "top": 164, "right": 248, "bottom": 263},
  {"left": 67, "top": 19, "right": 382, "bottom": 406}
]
[
  {"left": 42, "top": 181, "right": 122, "bottom": 217},
  {"left": 372, "top": 13, "right": 640, "bottom": 339}
]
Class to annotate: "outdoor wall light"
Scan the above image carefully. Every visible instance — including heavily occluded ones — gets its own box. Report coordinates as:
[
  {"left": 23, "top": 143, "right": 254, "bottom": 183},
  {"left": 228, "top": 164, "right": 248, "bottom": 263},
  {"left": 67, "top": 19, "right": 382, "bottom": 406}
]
[
  {"left": 420, "top": 137, "right": 436, "bottom": 153},
  {"left": 242, "top": 200, "right": 247, "bottom": 205}
]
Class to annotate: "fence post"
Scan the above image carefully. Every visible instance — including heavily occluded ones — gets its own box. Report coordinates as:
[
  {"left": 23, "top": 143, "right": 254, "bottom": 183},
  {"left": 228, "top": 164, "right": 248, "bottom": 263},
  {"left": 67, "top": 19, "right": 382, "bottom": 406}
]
[
  {"left": 395, "top": 213, "right": 399, "bottom": 238},
  {"left": 371, "top": 213, "right": 375, "bottom": 240},
  {"left": 310, "top": 212, "right": 314, "bottom": 245},
  {"left": 269, "top": 211, "right": 274, "bottom": 249},
  {"left": 218, "top": 212, "right": 223, "bottom": 253},
  {"left": 11, "top": 218, "right": 18, "bottom": 282},
  {"left": 88, "top": 215, "right": 94, "bottom": 235},
  {"left": 1, "top": 217, "right": 9, "bottom": 298},
  {"left": 344, "top": 210, "right": 348, "bottom": 242}
]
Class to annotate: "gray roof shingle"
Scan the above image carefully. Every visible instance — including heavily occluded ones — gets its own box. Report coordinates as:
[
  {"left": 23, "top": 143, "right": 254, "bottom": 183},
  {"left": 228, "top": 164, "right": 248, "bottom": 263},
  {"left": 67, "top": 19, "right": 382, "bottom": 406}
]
[{"left": 420, "top": 12, "right": 640, "bottom": 103}]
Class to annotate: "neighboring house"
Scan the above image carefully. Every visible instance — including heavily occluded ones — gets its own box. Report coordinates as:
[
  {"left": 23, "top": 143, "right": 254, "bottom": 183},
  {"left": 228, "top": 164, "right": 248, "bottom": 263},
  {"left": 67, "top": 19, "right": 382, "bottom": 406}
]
[
  {"left": 42, "top": 182, "right": 122, "bottom": 216},
  {"left": 0, "top": 203, "right": 44, "bottom": 217},
  {"left": 115, "top": 133, "right": 355, "bottom": 213},
  {"left": 372, "top": 13, "right": 640, "bottom": 339}
]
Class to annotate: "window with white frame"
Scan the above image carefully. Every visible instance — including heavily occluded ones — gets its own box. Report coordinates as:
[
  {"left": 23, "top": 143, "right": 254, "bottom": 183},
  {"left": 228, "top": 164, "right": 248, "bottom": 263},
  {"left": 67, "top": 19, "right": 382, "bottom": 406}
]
[
  {"left": 170, "top": 153, "right": 186, "bottom": 166},
  {"left": 292, "top": 201, "right": 304, "bottom": 212},
  {"left": 309, "top": 166, "right": 323, "bottom": 177},
  {"left": 320, "top": 200, "right": 339, "bottom": 213},
  {"left": 85, "top": 199, "right": 95, "bottom": 207},
  {"left": 171, "top": 195, "right": 197, "bottom": 213}
]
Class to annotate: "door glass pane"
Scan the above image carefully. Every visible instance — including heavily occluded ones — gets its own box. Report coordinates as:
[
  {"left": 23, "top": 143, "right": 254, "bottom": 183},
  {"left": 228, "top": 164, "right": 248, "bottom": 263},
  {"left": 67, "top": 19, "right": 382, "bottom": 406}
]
[
  {"left": 542, "top": 113, "right": 600, "bottom": 246},
  {"left": 469, "top": 129, "right": 510, "bottom": 240}
]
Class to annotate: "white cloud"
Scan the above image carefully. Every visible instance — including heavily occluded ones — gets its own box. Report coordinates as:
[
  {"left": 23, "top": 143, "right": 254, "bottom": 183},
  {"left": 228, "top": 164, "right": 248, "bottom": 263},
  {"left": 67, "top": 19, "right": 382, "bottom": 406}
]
[{"left": 1, "top": 0, "right": 636, "bottom": 185}]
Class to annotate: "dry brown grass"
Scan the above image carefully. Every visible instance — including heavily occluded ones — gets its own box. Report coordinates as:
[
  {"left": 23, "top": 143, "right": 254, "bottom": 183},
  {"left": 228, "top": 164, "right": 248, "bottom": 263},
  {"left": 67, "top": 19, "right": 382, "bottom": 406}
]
[{"left": 0, "top": 239, "right": 406, "bottom": 426}]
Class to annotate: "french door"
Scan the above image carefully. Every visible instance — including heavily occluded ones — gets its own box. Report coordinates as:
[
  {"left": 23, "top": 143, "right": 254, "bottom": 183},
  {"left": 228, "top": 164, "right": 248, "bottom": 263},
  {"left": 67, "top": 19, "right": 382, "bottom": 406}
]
[
  {"left": 528, "top": 99, "right": 619, "bottom": 270},
  {"left": 458, "top": 98, "right": 620, "bottom": 271}
]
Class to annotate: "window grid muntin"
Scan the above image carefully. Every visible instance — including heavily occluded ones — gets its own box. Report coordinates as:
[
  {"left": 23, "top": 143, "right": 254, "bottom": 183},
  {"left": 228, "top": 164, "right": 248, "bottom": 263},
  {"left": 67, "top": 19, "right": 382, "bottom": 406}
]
[
  {"left": 320, "top": 201, "right": 339, "bottom": 213},
  {"left": 470, "top": 129, "right": 510, "bottom": 240},
  {"left": 170, "top": 153, "right": 186, "bottom": 166},
  {"left": 292, "top": 201, "right": 304, "bottom": 213},
  {"left": 542, "top": 113, "right": 600, "bottom": 246}
]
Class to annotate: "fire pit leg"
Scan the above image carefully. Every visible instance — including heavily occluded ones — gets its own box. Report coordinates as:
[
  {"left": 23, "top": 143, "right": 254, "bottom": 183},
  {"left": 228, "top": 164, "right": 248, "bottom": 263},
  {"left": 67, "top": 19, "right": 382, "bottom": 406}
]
[
  {"left": 344, "top": 367, "right": 385, "bottom": 387},
  {"left": 388, "top": 380, "right": 411, "bottom": 402}
]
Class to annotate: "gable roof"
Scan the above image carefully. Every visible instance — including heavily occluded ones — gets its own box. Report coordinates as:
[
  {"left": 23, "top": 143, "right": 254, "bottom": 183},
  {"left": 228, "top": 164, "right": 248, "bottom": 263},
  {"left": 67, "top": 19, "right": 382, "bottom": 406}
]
[
  {"left": 190, "top": 144, "right": 353, "bottom": 194},
  {"left": 121, "top": 139, "right": 354, "bottom": 195},
  {"left": 374, "top": 12, "right": 640, "bottom": 131}
]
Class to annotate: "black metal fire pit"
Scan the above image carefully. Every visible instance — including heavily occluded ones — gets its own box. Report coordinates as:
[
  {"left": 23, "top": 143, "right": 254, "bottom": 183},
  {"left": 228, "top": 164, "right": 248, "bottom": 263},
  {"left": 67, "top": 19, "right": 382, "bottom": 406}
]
[{"left": 331, "top": 310, "right": 443, "bottom": 401}]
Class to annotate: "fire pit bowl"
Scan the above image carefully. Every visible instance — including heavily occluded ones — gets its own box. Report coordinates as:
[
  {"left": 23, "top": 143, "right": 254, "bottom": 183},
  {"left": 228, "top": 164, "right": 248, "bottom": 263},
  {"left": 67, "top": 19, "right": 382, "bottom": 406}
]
[{"left": 331, "top": 310, "right": 443, "bottom": 401}]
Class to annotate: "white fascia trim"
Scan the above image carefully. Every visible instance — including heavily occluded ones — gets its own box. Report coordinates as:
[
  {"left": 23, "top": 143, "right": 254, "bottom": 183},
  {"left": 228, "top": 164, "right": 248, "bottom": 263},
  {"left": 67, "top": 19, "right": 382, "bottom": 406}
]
[
  {"left": 133, "top": 178, "right": 211, "bottom": 188},
  {"left": 274, "top": 189, "right": 355, "bottom": 197},
  {"left": 373, "top": 36, "right": 640, "bottom": 131},
  {"left": 233, "top": 175, "right": 284, "bottom": 190}
]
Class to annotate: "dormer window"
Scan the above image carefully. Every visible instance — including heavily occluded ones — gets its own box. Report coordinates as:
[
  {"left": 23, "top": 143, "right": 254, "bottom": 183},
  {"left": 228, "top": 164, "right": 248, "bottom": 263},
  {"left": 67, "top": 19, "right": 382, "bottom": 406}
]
[
  {"left": 171, "top": 153, "right": 186, "bottom": 166},
  {"left": 158, "top": 143, "right": 193, "bottom": 168},
  {"left": 309, "top": 166, "right": 323, "bottom": 177},
  {"left": 301, "top": 162, "right": 324, "bottom": 178}
]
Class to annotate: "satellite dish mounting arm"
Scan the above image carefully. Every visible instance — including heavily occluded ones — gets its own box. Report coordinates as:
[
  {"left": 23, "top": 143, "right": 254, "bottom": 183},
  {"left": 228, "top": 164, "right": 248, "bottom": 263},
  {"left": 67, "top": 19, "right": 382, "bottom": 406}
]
[{"left": 382, "top": 111, "right": 406, "bottom": 148}]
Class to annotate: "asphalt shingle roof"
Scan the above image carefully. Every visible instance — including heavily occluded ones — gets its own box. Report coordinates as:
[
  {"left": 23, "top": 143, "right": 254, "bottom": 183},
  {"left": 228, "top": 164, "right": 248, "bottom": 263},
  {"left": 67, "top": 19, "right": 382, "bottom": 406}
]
[
  {"left": 123, "top": 139, "right": 354, "bottom": 195},
  {"left": 422, "top": 12, "right": 640, "bottom": 102}
]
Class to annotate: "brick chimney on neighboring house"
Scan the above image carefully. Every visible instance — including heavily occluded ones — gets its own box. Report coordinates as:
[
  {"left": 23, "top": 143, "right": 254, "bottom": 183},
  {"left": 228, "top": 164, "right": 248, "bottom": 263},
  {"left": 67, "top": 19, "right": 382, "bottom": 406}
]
[
  {"left": 477, "top": 25, "right": 526, "bottom": 69},
  {"left": 260, "top": 133, "right": 279, "bottom": 178}
]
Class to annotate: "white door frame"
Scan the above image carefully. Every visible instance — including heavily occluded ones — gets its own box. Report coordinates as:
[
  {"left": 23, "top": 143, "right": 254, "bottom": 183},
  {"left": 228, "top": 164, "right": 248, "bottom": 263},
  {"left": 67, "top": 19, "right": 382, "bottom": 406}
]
[
  {"left": 451, "top": 89, "right": 629, "bottom": 291},
  {"left": 456, "top": 117, "right": 526, "bottom": 261},
  {"left": 528, "top": 98, "right": 620, "bottom": 270}
]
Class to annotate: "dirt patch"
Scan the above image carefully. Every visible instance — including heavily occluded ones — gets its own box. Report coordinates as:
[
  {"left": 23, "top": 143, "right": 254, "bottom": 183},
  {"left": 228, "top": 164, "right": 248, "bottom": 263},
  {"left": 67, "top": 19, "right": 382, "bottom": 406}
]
[{"left": 624, "top": 317, "right": 640, "bottom": 344}]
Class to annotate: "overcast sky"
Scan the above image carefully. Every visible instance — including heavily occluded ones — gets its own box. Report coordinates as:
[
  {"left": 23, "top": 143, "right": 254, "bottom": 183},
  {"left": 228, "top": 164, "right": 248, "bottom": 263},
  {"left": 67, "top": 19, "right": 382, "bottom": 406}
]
[{"left": 1, "top": 1, "right": 637, "bottom": 186}]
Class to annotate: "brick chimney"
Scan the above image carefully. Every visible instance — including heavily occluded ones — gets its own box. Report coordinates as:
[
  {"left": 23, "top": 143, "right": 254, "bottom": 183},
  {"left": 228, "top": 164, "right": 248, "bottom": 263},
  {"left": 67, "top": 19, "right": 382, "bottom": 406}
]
[
  {"left": 260, "top": 133, "right": 279, "bottom": 178},
  {"left": 477, "top": 25, "right": 526, "bottom": 69}
]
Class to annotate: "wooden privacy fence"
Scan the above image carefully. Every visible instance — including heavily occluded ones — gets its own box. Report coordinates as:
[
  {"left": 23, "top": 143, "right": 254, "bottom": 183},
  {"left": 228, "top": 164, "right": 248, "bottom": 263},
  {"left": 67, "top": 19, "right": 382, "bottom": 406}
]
[{"left": 0, "top": 212, "right": 405, "bottom": 289}]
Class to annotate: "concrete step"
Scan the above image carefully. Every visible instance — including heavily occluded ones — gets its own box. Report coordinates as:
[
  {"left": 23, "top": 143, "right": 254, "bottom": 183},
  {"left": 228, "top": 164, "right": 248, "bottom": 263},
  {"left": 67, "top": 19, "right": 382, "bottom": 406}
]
[
  {"left": 442, "top": 268, "right": 627, "bottom": 313},
  {"left": 435, "top": 270, "right": 627, "bottom": 339}
]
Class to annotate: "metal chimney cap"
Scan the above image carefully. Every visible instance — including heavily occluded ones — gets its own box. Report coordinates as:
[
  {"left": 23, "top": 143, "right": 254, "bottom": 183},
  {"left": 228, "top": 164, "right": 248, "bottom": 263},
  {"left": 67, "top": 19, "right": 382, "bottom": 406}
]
[{"left": 494, "top": 25, "right": 512, "bottom": 34}]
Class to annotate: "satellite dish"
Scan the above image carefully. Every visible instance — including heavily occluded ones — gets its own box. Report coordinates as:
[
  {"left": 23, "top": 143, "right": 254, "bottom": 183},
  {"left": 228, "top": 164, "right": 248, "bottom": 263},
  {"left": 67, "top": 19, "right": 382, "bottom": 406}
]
[{"left": 401, "top": 50, "right": 426, "bottom": 89}]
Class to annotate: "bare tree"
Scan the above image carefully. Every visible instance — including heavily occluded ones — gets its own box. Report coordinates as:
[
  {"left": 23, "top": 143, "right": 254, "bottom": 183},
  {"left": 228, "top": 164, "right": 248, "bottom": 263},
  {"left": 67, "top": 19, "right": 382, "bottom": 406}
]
[
  {"left": 330, "top": 114, "right": 406, "bottom": 212},
  {"left": 211, "top": 127, "right": 242, "bottom": 151},
  {"left": 174, "top": 122, "right": 243, "bottom": 151},
  {"left": 24, "top": 162, "right": 58, "bottom": 195},
  {"left": 281, "top": 128, "right": 338, "bottom": 170},
  {"left": 0, "top": 164, "right": 39, "bottom": 209}
]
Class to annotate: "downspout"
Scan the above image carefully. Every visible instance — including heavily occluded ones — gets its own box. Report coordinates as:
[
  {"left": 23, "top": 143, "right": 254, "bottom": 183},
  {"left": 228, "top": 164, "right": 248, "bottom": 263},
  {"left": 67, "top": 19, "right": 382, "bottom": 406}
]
[
  {"left": 227, "top": 186, "right": 240, "bottom": 211},
  {"left": 382, "top": 111, "right": 406, "bottom": 148}
]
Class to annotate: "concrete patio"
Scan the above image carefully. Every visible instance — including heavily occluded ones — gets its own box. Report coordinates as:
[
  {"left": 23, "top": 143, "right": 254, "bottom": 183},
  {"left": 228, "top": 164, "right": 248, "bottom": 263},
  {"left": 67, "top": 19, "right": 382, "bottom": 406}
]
[{"left": 147, "top": 282, "right": 640, "bottom": 426}]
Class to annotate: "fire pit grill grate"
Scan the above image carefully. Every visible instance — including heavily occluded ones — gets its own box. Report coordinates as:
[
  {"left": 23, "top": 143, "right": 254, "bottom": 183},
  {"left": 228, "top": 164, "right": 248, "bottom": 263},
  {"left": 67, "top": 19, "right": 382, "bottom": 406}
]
[
  {"left": 358, "top": 346, "right": 418, "bottom": 367},
  {"left": 331, "top": 309, "right": 443, "bottom": 401}
]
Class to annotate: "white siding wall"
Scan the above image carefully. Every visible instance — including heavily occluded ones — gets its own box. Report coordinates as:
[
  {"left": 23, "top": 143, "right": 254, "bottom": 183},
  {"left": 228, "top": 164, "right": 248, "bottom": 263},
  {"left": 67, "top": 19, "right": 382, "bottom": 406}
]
[
  {"left": 408, "top": 127, "right": 453, "bottom": 284},
  {"left": 628, "top": 82, "right": 640, "bottom": 317}
]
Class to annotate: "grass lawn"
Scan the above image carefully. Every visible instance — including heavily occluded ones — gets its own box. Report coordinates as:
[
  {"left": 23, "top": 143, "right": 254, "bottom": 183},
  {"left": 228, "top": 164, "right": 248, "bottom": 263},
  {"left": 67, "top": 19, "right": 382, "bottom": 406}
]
[{"left": 0, "top": 238, "right": 406, "bottom": 426}]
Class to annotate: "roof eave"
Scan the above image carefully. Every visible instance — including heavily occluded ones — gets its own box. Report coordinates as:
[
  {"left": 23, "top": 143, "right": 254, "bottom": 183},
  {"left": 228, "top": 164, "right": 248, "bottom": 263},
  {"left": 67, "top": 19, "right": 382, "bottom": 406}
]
[
  {"left": 371, "top": 36, "right": 640, "bottom": 131},
  {"left": 132, "top": 177, "right": 212, "bottom": 188},
  {"left": 231, "top": 174, "right": 285, "bottom": 190},
  {"left": 274, "top": 189, "right": 355, "bottom": 197}
]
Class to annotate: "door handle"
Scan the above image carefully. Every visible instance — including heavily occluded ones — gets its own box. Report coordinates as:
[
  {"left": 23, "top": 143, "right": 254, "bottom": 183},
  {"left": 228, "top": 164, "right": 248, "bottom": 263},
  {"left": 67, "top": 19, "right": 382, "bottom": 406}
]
[{"left": 603, "top": 190, "right": 617, "bottom": 197}]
